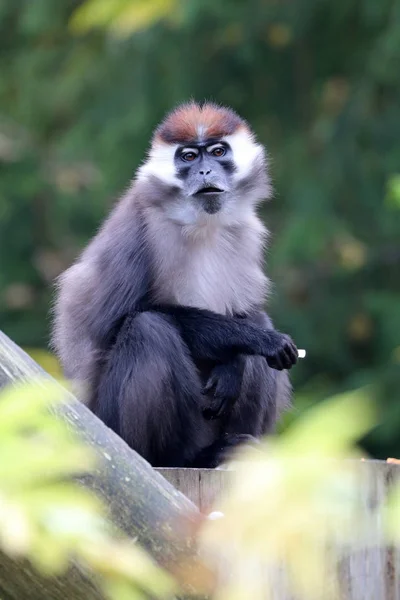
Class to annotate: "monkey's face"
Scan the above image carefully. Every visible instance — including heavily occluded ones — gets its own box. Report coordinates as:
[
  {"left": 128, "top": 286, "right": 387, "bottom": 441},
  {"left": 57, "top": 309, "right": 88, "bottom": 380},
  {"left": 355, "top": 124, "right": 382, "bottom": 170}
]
[
  {"left": 173, "top": 140, "right": 233, "bottom": 215},
  {"left": 137, "top": 103, "right": 271, "bottom": 227}
]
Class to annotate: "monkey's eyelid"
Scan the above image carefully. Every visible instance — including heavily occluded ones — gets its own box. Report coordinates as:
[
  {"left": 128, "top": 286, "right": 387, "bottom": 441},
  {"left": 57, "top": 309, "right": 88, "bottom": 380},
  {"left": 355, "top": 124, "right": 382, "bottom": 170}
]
[
  {"left": 181, "top": 147, "right": 198, "bottom": 155},
  {"left": 206, "top": 143, "right": 225, "bottom": 153}
]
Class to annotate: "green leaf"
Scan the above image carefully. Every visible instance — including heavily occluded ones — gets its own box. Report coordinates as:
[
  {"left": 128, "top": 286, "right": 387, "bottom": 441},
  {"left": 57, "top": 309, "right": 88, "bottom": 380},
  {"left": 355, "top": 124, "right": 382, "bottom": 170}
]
[{"left": 279, "top": 387, "right": 376, "bottom": 458}]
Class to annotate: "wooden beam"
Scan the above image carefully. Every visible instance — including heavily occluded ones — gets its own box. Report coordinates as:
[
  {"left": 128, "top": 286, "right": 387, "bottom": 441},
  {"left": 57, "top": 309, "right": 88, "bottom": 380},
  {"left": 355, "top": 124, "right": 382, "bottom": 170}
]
[{"left": 0, "top": 331, "right": 205, "bottom": 599}]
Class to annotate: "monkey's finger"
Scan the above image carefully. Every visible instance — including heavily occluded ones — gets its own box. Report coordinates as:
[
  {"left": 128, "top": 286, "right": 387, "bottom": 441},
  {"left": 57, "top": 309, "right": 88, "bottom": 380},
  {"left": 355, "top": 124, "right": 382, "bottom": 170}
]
[
  {"left": 266, "top": 355, "right": 284, "bottom": 370},
  {"left": 282, "top": 344, "right": 298, "bottom": 368},
  {"left": 203, "top": 392, "right": 235, "bottom": 419},
  {"left": 202, "top": 395, "right": 223, "bottom": 418},
  {"left": 215, "top": 380, "right": 241, "bottom": 402},
  {"left": 202, "top": 400, "right": 225, "bottom": 420},
  {"left": 202, "top": 375, "right": 218, "bottom": 396},
  {"left": 214, "top": 401, "right": 230, "bottom": 420},
  {"left": 279, "top": 350, "right": 294, "bottom": 370},
  {"left": 283, "top": 340, "right": 298, "bottom": 360}
]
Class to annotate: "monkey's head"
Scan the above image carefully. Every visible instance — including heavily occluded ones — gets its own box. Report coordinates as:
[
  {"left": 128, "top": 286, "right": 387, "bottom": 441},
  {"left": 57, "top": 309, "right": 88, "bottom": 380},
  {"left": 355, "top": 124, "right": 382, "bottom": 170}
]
[{"left": 137, "top": 102, "right": 271, "bottom": 227}]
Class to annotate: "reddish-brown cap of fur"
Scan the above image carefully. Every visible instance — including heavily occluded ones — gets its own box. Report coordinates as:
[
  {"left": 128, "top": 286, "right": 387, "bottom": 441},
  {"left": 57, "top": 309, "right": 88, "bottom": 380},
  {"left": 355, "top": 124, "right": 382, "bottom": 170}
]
[{"left": 154, "top": 101, "right": 251, "bottom": 145}]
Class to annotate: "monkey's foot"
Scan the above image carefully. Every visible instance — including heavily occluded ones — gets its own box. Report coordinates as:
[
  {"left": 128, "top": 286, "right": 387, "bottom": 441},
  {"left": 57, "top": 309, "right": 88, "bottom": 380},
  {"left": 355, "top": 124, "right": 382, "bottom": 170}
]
[
  {"left": 189, "top": 434, "right": 260, "bottom": 469},
  {"left": 202, "top": 364, "right": 242, "bottom": 420}
]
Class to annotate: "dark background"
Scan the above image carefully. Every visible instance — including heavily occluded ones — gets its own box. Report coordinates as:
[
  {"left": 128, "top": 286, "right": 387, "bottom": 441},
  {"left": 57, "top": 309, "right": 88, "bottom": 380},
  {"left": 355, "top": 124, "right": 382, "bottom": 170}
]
[{"left": 0, "top": 0, "right": 399, "bottom": 457}]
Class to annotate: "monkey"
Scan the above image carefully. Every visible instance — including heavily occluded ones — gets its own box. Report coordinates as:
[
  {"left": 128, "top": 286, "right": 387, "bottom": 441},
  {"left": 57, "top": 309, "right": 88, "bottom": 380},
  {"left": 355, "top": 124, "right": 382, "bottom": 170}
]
[{"left": 51, "top": 101, "right": 298, "bottom": 469}]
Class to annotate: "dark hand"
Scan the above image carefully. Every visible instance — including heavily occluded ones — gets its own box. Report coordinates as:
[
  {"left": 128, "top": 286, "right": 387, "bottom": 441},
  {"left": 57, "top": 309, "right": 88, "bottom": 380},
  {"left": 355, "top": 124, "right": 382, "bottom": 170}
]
[
  {"left": 202, "top": 357, "right": 245, "bottom": 420},
  {"left": 261, "top": 329, "right": 298, "bottom": 370}
]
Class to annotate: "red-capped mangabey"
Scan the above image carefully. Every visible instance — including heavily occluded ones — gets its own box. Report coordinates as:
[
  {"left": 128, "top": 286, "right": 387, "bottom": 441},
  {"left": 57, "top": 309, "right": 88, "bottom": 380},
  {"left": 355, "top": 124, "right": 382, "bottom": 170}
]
[{"left": 52, "top": 102, "right": 298, "bottom": 468}]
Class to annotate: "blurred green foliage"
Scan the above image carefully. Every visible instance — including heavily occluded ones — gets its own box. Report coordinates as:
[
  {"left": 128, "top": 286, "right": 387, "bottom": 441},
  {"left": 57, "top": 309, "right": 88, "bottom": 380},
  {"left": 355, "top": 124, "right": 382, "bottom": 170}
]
[
  {"left": 0, "top": 1, "right": 399, "bottom": 457},
  {"left": 0, "top": 380, "right": 175, "bottom": 599}
]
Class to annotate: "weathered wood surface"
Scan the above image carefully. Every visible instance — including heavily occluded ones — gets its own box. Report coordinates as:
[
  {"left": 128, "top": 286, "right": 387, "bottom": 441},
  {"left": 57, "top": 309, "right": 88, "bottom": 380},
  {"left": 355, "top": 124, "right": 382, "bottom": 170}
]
[
  {"left": 0, "top": 330, "right": 205, "bottom": 600},
  {"left": 157, "top": 468, "right": 229, "bottom": 513},
  {"left": 158, "top": 463, "right": 400, "bottom": 600}
]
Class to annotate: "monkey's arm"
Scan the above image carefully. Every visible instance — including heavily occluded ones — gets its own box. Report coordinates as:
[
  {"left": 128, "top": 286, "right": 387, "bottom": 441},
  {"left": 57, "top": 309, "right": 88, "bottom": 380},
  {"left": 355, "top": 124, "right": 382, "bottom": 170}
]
[
  {"left": 200, "top": 310, "right": 292, "bottom": 420},
  {"left": 151, "top": 304, "right": 298, "bottom": 369}
]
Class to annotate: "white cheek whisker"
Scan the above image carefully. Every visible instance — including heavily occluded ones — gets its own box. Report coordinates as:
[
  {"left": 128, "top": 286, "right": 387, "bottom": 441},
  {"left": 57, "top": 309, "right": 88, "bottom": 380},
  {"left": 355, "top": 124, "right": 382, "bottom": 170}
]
[
  {"left": 223, "top": 130, "right": 265, "bottom": 182},
  {"left": 137, "top": 142, "right": 182, "bottom": 188}
]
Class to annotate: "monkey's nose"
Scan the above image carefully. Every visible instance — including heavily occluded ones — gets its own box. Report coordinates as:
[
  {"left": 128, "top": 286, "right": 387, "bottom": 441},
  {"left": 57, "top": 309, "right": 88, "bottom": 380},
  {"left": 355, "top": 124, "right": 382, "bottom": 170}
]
[{"left": 199, "top": 169, "right": 212, "bottom": 175}]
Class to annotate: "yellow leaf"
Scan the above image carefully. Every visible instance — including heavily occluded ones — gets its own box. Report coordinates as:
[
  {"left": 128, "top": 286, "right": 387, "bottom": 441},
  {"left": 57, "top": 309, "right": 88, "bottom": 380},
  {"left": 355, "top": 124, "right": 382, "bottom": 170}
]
[
  {"left": 110, "top": 0, "right": 179, "bottom": 35},
  {"left": 70, "top": 0, "right": 130, "bottom": 33},
  {"left": 70, "top": 0, "right": 179, "bottom": 36}
]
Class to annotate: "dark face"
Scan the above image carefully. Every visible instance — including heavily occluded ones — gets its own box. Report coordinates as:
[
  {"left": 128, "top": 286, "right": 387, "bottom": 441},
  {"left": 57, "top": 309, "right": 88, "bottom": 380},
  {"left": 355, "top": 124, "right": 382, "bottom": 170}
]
[{"left": 174, "top": 141, "right": 235, "bottom": 214}]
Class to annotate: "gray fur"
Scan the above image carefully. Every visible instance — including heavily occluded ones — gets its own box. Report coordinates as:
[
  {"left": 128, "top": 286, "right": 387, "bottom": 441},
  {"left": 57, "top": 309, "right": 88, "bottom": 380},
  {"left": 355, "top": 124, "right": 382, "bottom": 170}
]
[{"left": 51, "top": 115, "right": 292, "bottom": 466}]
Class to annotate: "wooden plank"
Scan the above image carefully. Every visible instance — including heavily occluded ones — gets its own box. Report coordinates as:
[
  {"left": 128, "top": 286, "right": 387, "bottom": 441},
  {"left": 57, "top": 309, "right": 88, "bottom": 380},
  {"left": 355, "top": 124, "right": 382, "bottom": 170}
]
[
  {"left": 157, "top": 468, "right": 232, "bottom": 513},
  {"left": 157, "top": 468, "right": 202, "bottom": 508}
]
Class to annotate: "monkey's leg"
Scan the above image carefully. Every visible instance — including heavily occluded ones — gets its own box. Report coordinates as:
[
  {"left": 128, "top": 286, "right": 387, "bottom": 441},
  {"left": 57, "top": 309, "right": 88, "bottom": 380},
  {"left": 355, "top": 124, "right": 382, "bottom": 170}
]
[{"left": 88, "top": 311, "right": 206, "bottom": 467}]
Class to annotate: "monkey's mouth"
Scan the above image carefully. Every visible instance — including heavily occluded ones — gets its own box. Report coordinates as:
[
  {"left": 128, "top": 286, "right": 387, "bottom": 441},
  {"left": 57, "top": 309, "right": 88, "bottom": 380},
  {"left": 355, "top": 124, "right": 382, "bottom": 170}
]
[{"left": 194, "top": 186, "right": 224, "bottom": 195}]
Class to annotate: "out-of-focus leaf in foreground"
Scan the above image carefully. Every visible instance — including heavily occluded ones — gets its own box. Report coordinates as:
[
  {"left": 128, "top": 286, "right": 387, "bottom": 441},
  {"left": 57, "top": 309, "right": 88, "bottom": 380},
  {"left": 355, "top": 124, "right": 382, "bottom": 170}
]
[
  {"left": 201, "top": 388, "right": 376, "bottom": 600},
  {"left": 70, "top": 0, "right": 181, "bottom": 36},
  {"left": 0, "top": 380, "right": 175, "bottom": 600}
]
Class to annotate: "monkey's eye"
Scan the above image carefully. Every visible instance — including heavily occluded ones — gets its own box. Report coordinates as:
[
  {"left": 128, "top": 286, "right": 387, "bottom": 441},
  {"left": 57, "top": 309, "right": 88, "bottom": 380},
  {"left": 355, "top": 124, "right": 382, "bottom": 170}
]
[
  {"left": 209, "top": 146, "right": 226, "bottom": 158},
  {"left": 181, "top": 150, "right": 198, "bottom": 162},
  {"left": 212, "top": 147, "right": 225, "bottom": 157}
]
